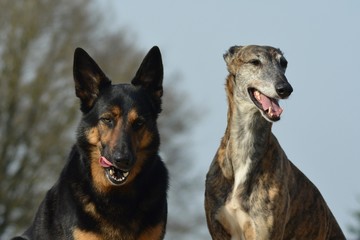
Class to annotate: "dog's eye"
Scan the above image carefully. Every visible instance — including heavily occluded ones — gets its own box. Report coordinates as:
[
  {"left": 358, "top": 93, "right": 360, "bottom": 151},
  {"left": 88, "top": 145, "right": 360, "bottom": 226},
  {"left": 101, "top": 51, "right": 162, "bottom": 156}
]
[
  {"left": 249, "top": 59, "right": 261, "bottom": 66},
  {"left": 279, "top": 57, "right": 288, "bottom": 68},
  {"left": 100, "top": 117, "right": 113, "bottom": 126},
  {"left": 133, "top": 117, "right": 145, "bottom": 130}
]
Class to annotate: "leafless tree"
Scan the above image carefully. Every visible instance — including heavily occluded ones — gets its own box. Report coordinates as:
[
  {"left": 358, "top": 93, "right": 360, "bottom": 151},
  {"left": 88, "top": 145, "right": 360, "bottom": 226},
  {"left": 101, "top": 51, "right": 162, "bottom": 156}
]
[{"left": 0, "top": 0, "right": 206, "bottom": 239}]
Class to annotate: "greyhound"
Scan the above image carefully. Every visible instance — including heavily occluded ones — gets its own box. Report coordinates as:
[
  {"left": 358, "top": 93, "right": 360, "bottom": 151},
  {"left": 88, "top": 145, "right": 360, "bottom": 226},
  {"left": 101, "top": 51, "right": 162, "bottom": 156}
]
[{"left": 205, "top": 45, "right": 345, "bottom": 240}]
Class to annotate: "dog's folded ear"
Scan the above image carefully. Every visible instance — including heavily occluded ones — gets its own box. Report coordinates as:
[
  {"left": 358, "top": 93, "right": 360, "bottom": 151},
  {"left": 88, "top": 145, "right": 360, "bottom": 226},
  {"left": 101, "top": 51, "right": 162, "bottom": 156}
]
[
  {"left": 131, "top": 46, "right": 163, "bottom": 99},
  {"left": 223, "top": 45, "right": 243, "bottom": 74},
  {"left": 73, "top": 48, "right": 112, "bottom": 113}
]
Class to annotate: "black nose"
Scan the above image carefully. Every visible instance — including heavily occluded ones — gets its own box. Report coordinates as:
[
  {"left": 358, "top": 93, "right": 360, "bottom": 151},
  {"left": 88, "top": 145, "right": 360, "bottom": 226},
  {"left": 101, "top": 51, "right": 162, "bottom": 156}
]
[
  {"left": 275, "top": 82, "right": 293, "bottom": 98},
  {"left": 113, "top": 151, "right": 134, "bottom": 171}
]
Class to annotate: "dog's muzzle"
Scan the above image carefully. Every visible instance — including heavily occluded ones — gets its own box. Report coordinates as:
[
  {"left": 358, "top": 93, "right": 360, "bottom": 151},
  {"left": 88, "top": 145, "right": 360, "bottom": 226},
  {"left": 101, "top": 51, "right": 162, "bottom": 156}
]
[{"left": 99, "top": 156, "right": 130, "bottom": 185}]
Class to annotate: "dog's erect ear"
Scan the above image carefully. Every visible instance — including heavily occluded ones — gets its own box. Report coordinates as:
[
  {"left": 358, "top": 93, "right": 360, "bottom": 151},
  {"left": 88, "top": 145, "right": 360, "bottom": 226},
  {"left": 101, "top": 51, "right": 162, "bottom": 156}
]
[
  {"left": 131, "top": 46, "right": 163, "bottom": 99},
  {"left": 73, "top": 48, "right": 111, "bottom": 113}
]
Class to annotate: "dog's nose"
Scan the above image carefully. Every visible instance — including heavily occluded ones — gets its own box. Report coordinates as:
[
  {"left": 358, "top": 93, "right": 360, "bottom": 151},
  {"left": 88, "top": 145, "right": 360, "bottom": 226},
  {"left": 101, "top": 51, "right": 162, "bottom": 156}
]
[
  {"left": 275, "top": 82, "right": 293, "bottom": 98},
  {"left": 113, "top": 151, "right": 134, "bottom": 171}
]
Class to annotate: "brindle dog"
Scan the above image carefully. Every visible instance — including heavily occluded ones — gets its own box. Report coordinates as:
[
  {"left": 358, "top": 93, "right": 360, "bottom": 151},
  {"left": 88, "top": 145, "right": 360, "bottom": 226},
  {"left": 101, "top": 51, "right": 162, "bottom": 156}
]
[{"left": 205, "top": 45, "right": 345, "bottom": 240}]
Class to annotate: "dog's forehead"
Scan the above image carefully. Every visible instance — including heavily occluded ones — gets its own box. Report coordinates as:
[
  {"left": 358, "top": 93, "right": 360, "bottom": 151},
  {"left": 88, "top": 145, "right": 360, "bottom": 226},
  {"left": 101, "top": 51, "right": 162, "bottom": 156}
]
[
  {"left": 240, "top": 45, "right": 283, "bottom": 60},
  {"left": 99, "top": 84, "right": 151, "bottom": 114}
]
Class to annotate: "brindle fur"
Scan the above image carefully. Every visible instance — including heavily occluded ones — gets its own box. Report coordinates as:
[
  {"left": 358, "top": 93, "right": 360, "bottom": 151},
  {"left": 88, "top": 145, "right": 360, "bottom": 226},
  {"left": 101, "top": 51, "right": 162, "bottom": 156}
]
[
  {"left": 12, "top": 46, "right": 168, "bottom": 240},
  {"left": 205, "top": 45, "right": 345, "bottom": 240}
]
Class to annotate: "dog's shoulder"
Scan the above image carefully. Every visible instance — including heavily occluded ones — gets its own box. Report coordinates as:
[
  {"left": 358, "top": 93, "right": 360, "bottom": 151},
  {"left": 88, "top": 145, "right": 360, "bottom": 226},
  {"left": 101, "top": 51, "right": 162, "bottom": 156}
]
[{"left": 205, "top": 152, "right": 234, "bottom": 207}]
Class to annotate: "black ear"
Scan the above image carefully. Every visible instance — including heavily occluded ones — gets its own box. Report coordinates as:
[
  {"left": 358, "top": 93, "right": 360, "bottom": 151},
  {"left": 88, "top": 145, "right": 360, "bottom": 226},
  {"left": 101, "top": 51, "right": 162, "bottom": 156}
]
[
  {"left": 131, "top": 46, "right": 163, "bottom": 98},
  {"left": 73, "top": 48, "right": 111, "bottom": 113}
]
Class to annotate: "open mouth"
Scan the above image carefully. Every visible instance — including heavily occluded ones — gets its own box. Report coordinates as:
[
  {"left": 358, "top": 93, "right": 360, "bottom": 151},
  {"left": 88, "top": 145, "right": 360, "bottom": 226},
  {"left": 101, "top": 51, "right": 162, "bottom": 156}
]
[
  {"left": 99, "top": 156, "right": 129, "bottom": 185},
  {"left": 248, "top": 88, "right": 283, "bottom": 122}
]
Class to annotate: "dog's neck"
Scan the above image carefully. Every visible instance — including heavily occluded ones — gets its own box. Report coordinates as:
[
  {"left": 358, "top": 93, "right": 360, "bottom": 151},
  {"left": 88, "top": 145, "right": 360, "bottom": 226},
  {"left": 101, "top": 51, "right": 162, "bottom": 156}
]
[
  {"left": 227, "top": 100, "right": 272, "bottom": 158},
  {"left": 221, "top": 75, "right": 273, "bottom": 179}
]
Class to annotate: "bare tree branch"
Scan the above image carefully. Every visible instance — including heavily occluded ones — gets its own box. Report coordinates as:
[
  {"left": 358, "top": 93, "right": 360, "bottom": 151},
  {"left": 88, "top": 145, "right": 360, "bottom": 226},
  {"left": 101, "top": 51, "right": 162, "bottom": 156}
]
[{"left": 0, "top": 1, "right": 202, "bottom": 239}]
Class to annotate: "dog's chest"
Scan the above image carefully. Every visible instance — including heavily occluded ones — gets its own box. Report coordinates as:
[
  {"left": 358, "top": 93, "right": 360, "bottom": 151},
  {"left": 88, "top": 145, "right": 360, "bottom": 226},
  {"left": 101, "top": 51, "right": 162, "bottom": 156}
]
[
  {"left": 219, "top": 198, "right": 250, "bottom": 240},
  {"left": 219, "top": 193, "right": 270, "bottom": 240},
  {"left": 217, "top": 158, "right": 269, "bottom": 239}
]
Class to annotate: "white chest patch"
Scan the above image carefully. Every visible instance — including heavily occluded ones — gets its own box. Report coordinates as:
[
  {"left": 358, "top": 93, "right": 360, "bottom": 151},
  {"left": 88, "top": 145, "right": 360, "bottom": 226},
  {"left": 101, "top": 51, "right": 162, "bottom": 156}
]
[
  {"left": 220, "top": 195, "right": 270, "bottom": 240},
  {"left": 217, "top": 158, "right": 252, "bottom": 240},
  {"left": 220, "top": 201, "right": 249, "bottom": 240},
  {"left": 218, "top": 157, "right": 269, "bottom": 239}
]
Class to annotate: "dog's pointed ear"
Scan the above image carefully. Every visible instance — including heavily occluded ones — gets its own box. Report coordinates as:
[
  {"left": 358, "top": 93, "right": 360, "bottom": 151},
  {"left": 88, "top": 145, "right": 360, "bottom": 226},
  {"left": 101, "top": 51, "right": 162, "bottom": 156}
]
[
  {"left": 73, "top": 48, "right": 111, "bottom": 113},
  {"left": 224, "top": 45, "right": 243, "bottom": 74},
  {"left": 131, "top": 46, "right": 163, "bottom": 99}
]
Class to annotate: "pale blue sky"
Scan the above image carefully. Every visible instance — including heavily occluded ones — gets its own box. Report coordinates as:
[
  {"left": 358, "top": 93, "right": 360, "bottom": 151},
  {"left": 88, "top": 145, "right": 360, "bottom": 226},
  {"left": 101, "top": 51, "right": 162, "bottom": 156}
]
[{"left": 101, "top": 0, "right": 359, "bottom": 238}]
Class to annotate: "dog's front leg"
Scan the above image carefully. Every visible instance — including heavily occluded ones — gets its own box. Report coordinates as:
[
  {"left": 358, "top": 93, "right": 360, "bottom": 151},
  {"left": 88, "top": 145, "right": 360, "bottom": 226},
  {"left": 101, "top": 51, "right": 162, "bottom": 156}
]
[
  {"left": 208, "top": 218, "right": 232, "bottom": 240},
  {"left": 251, "top": 190, "right": 289, "bottom": 240}
]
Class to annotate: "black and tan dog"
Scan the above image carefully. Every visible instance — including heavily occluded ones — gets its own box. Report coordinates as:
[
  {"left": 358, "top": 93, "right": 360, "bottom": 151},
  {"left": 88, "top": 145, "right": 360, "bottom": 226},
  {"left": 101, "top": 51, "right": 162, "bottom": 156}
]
[
  {"left": 12, "top": 46, "right": 168, "bottom": 240},
  {"left": 205, "top": 45, "right": 345, "bottom": 239}
]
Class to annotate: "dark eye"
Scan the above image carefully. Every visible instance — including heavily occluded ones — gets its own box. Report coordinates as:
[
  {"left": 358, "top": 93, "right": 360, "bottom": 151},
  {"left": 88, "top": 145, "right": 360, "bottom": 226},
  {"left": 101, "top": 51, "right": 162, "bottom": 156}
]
[
  {"left": 249, "top": 59, "right": 261, "bottom": 66},
  {"left": 133, "top": 117, "right": 145, "bottom": 130},
  {"left": 279, "top": 57, "right": 288, "bottom": 68},
  {"left": 100, "top": 117, "right": 113, "bottom": 126}
]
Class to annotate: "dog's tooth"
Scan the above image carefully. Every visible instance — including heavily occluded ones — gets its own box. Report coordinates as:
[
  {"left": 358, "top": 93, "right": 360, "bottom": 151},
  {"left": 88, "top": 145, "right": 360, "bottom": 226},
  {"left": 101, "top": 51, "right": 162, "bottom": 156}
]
[
  {"left": 268, "top": 107, "right": 273, "bottom": 117},
  {"left": 123, "top": 172, "right": 129, "bottom": 177},
  {"left": 254, "top": 91, "right": 261, "bottom": 101},
  {"left": 109, "top": 169, "right": 115, "bottom": 176}
]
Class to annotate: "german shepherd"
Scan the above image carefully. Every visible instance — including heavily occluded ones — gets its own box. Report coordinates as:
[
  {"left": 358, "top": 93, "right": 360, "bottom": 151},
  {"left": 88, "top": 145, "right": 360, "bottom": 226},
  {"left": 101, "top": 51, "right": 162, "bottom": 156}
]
[
  {"left": 205, "top": 45, "right": 345, "bottom": 239},
  {"left": 12, "top": 46, "right": 168, "bottom": 240}
]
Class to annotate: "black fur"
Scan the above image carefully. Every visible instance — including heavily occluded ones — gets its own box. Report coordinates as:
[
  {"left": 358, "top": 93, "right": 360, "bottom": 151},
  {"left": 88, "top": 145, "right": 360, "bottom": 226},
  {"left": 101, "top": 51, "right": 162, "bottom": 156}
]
[{"left": 12, "top": 46, "right": 168, "bottom": 240}]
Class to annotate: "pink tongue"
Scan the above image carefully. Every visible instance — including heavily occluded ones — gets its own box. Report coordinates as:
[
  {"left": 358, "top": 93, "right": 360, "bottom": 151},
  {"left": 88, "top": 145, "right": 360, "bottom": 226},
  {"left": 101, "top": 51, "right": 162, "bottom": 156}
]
[
  {"left": 258, "top": 92, "right": 283, "bottom": 118},
  {"left": 99, "top": 156, "right": 113, "bottom": 168}
]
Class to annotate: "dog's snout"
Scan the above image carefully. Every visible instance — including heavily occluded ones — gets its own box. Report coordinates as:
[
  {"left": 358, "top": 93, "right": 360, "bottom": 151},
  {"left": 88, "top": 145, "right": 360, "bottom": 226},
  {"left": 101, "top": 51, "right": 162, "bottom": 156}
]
[
  {"left": 113, "top": 150, "right": 134, "bottom": 171},
  {"left": 275, "top": 82, "right": 293, "bottom": 98}
]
